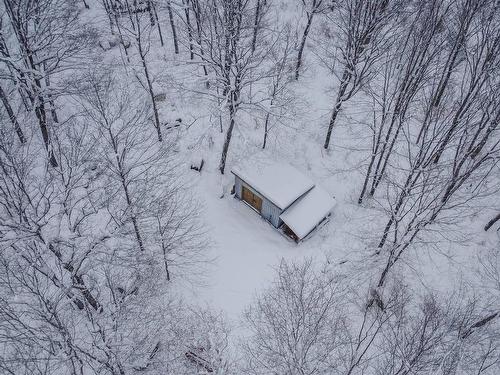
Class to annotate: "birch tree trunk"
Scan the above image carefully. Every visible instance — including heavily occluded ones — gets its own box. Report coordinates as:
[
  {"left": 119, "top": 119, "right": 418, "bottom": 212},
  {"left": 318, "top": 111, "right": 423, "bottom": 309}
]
[
  {"left": 485, "top": 213, "right": 500, "bottom": 231},
  {"left": 166, "top": 0, "right": 179, "bottom": 54},
  {"left": 295, "top": 12, "right": 314, "bottom": 80},
  {"left": 251, "top": 0, "right": 262, "bottom": 53},
  {"left": 0, "top": 84, "right": 25, "bottom": 143},
  {"left": 129, "top": 7, "right": 163, "bottom": 141},
  {"left": 219, "top": 91, "right": 239, "bottom": 174},
  {"left": 324, "top": 68, "right": 350, "bottom": 149},
  {"left": 183, "top": 0, "right": 194, "bottom": 59}
]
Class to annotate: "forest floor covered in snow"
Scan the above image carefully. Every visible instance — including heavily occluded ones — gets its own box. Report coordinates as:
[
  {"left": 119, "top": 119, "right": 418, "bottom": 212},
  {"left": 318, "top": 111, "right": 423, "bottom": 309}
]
[
  {"left": 75, "top": 0, "right": 500, "bottom": 348},
  {"left": 3, "top": 0, "right": 500, "bottom": 372},
  {"left": 170, "top": 59, "right": 495, "bottom": 329}
]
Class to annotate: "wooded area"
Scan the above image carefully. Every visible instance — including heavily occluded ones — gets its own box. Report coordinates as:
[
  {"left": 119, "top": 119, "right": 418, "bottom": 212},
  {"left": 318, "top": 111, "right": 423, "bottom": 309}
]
[{"left": 1, "top": 0, "right": 499, "bottom": 373}]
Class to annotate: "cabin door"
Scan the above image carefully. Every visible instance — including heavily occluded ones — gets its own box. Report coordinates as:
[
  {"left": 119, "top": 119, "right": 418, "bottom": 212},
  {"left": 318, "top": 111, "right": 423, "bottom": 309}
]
[{"left": 242, "top": 186, "right": 263, "bottom": 212}]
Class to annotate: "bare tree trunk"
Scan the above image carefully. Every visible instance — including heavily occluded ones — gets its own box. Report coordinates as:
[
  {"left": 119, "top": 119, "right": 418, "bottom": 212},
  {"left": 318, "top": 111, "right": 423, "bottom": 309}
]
[
  {"left": 262, "top": 28, "right": 293, "bottom": 149},
  {"left": 146, "top": 73, "right": 162, "bottom": 141},
  {"left": 166, "top": 0, "right": 179, "bottom": 54},
  {"left": 153, "top": 3, "right": 164, "bottom": 46},
  {"left": 369, "top": 115, "right": 404, "bottom": 195},
  {"left": 214, "top": 86, "right": 224, "bottom": 133},
  {"left": 4, "top": 0, "right": 58, "bottom": 166},
  {"left": 262, "top": 111, "right": 270, "bottom": 149},
  {"left": 191, "top": 0, "right": 208, "bottom": 76},
  {"left": 112, "top": 136, "right": 146, "bottom": 252},
  {"left": 43, "top": 65, "right": 59, "bottom": 124},
  {"left": 358, "top": 149, "right": 378, "bottom": 204},
  {"left": 0, "top": 84, "right": 25, "bottom": 143},
  {"left": 102, "top": 0, "right": 116, "bottom": 34},
  {"left": 147, "top": 0, "right": 155, "bottom": 25},
  {"left": 113, "top": 11, "right": 131, "bottom": 62},
  {"left": 183, "top": 0, "right": 194, "bottom": 59},
  {"left": 251, "top": 0, "right": 262, "bottom": 53},
  {"left": 161, "top": 240, "right": 171, "bottom": 281},
  {"left": 138, "top": 49, "right": 162, "bottom": 142},
  {"left": 0, "top": 30, "right": 31, "bottom": 111},
  {"left": 324, "top": 68, "right": 350, "bottom": 149},
  {"left": 219, "top": 91, "right": 238, "bottom": 174},
  {"left": 295, "top": 12, "right": 314, "bottom": 80},
  {"left": 132, "top": 7, "right": 163, "bottom": 141},
  {"left": 358, "top": 97, "right": 391, "bottom": 204},
  {"left": 45, "top": 242, "right": 103, "bottom": 312},
  {"left": 485, "top": 213, "right": 500, "bottom": 231},
  {"left": 27, "top": 255, "right": 86, "bottom": 310},
  {"left": 34, "top": 92, "right": 58, "bottom": 167},
  {"left": 431, "top": 72, "right": 488, "bottom": 164}
]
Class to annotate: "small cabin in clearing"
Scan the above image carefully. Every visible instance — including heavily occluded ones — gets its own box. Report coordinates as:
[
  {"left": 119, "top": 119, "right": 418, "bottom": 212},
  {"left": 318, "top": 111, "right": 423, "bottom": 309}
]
[{"left": 231, "top": 159, "right": 335, "bottom": 242}]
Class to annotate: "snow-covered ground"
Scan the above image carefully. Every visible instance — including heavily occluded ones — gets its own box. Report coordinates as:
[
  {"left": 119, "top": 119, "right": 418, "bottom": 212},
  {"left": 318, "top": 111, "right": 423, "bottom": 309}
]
[
  {"left": 87, "top": 0, "right": 496, "bottom": 333},
  {"left": 170, "top": 72, "right": 496, "bottom": 337},
  {"left": 176, "top": 106, "right": 489, "bottom": 332}
]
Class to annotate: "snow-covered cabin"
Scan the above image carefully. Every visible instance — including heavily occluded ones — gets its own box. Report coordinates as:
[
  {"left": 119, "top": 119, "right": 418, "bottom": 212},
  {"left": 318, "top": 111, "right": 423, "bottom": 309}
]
[{"left": 231, "top": 159, "right": 335, "bottom": 242}]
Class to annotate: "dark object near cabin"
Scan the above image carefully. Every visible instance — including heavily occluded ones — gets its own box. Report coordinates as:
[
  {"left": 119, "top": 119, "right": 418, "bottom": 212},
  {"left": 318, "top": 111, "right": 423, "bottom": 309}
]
[
  {"left": 112, "top": 0, "right": 150, "bottom": 14},
  {"left": 154, "top": 93, "right": 167, "bottom": 102},
  {"left": 191, "top": 159, "right": 204, "bottom": 173},
  {"left": 185, "top": 347, "right": 213, "bottom": 373},
  {"left": 163, "top": 119, "right": 182, "bottom": 130}
]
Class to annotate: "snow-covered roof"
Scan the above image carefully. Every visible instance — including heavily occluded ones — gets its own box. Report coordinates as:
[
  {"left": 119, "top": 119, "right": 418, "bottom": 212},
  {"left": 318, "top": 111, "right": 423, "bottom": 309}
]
[
  {"left": 231, "top": 159, "right": 314, "bottom": 210},
  {"left": 279, "top": 186, "right": 336, "bottom": 240}
]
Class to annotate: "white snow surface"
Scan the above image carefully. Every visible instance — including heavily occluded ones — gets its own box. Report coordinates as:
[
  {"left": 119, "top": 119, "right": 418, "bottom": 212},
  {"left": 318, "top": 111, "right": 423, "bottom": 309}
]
[
  {"left": 87, "top": 3, "right": 492, "bottom": 338},
  {"left": 279, "top": 185, "right": 336, "bottom": 240},
  {"left": 231, "top": 157, "right": 314, "bottom": 210}
]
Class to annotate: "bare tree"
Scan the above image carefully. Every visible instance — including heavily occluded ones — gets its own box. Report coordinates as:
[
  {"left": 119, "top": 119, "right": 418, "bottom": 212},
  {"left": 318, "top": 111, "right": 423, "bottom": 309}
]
[
  {"left": 186, "top": 0, "right": 273, "bottom": 174},
  {"left": 100, "top": 0, "right": 164, "bottom": 46},
  {"left": 123, "top": 2, "right": 164, "bottom": 141},
  {"left": 373, "top": 286, "right": 500, "bottom": 375},
  {"left": 243, "top": 261, "right": 500, "bottom": 375},
  {"left": 165, "top": 0, "right": 180, "bottom": 54},
  {"left": 322, "top": 0, "right": 401, "bottom": 149},
  {"left": 372, "top": 1, "right": 500, "bottom": 289},
  {"left": 358, "top": 0, "right": 451, "bottom": 204},
  {"left": 0, "top": 0, "right": 95, "bottom": 167},
  {"left": 0, "top": 117, "right": 124, "bottom": 374},
  {"left": 180, "top": 0, "right": 194, "bottom": 59},
  {"left": 295, "top": 0, "right": 331, "bottom": 80},
  {"left": 0, "top": 68, "right": 211, "bottom": 374},
  {"left": 242, "top": 259, "right": 346, "bottom": 374},
  {"left": 364, "top": 0, "right": 487, "bottom": 199},
  {"left": 0, "top": 82, "right": 25, "bottom": 143},
  {"left": 75, "top": 69, "right": 208, "bottom": 280},
  {"left": 188, "top": 0, "right": 209, "bottom": 76},
  {"left": 261, "top": 25, "right": 297, "bottom": 149}
]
